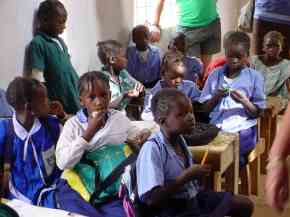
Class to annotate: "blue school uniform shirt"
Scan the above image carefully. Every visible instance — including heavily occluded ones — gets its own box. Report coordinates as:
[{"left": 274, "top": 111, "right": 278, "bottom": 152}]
[
  {"left": 137, "top": 131, "right": 198, "bottom": 201},
  {"left": 183, "top": 56, "right": 203, "bottom": 83},
  {"left": 141, "top": 80, "right": 201, "bottom": 120},
  {"left": 0, "top": 114, "right": 61, "bottom": 206},
  {"left": 0, "top": 89, "right": 12, "bottom": 117},
  {"left": 126, "top": 45, "right": 161, "bottom": 84},
  {"left": 254, "top": 0, "right": 290, "bottom": 25},
  {"left": 199, "top": 65, "right": 266, "bottom": 133}
]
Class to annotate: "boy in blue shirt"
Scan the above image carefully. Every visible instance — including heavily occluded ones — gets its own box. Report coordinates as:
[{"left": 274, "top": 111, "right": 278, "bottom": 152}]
[{"left": 127, "top": 25, "right": 162, "bottom": 88}]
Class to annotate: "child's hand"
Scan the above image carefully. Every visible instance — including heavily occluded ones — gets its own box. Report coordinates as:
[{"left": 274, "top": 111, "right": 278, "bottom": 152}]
[
  {"left": 230, "top": 90, "right": 249, "bottom": 104},
  {"left": 49, "top": 100, "right": 66, "bottom": 118},
  {"left": 214, "top": 89, "right": 227, "bottom": 99},
  {"left": 127, "top": 83, "right": 144, "bottom": 98},
  {"left": 82, "top": 111, "right": 106, "bottom": 142},
  {"left": 181, "top": 164, "right": 211, "bottom": 183}
]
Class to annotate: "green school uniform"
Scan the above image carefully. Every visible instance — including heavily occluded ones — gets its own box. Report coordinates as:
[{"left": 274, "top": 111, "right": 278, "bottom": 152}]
[{"left": 29, "top": 32, "right": 80, "bottom": 114}]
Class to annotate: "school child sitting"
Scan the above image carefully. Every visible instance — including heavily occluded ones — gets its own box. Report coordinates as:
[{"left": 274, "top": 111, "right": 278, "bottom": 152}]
[
  {"left": 0, "top": 77, "right": 99, "bottom": 217},
  {"left": 127, "top": 25, "right": 162, "bottom": 88},
  {"left": 168, "top": 32, "right": 203, "bottom": 85},
  {"left": 0, "top": 89, "right": 12, "bottom": 117},
  {"left": 56, "top": 71, "right": 149, "bottom": 217},
  {"left": 251, "top": 31, "right": 290, "bottom": 100},
  {"left": 28, "top": 0, "right": 80, "bottom": 114},
  {"left": 97, "top": 40, "right": 144, "bottom": 111},
  {"left": 199, "top": 31, "right": 266, "bottom": 167},
  {"left": 136, "top": 88, "right": 254, "bottom": 217},
  {"left": 141, "top": 50, "right": 201, "bottom": 121}
]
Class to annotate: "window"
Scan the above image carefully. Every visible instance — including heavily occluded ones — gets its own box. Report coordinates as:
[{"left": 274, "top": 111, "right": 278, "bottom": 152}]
[{"left": 134, "top": 0, "right": 177, "bottom": 28}]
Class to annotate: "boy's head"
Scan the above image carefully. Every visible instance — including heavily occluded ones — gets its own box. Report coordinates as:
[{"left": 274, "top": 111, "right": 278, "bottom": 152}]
[
  {"left": 37, "top": 0, "right": 67, "bottom": 36},
  {"left": 6, "top": 77, "right": 50, "bottom": 117},
  {"left": 78, "top": 71, "right": 111, "bottom": 115},
  {"left": 97, "top": 40, "right": 127, "bottom": 72},
  {"left": 263, "top": 31, "right": 284, "bottom": 59},
  {"left": 151, "top": 88, "right": 195, "bottom": 135},
  {"left": 223, "top": 31, "right": 250, "bottom": 72},
  {"left": 161, "top": 50, "right": 185, "bottom": 88},
  {"left": 132, "top": 25, "right": 150, "bottom": 51},
  {"left": 168, "top": 32, "right": 186, "bottom": 53}
]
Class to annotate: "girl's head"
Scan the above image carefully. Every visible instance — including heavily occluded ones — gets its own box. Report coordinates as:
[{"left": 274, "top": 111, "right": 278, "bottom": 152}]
[
  {"left": 97, "top": 40, "right": 127, "bottom": 73},
  {"left": 168, "top": 32, "right": 186, "bottom": 53},
  {"left": 151, "top": 88, "right": 195, "bottom": 135},
  {"left": 37, "top": 0, "right": 67, "bottom": 36},
  {"left": 161, "top": 50, "right": 186, "bottom": 88},
  {"left": 223, "top": 31, "right": 250, "bottom": 72},
  {"left": 78, "top": 71, "right": 111, "bottom": 115},
  {"left": 263, "top": 31, "right": 284, "bottom": 59},
  {"left": 132, "top": 25, "right": 150, "bottom": 51},
  {"left": 6, "top": 77, "right": 50, "bottom": 117}
]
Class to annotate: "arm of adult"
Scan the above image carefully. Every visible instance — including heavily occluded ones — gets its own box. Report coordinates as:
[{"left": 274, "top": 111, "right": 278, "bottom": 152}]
[
  {"left": 150, "top": 0, "right": 166, "bottom": 43},
  {"left": 265, "top": 103, "right": 290, "bottom": 213}
]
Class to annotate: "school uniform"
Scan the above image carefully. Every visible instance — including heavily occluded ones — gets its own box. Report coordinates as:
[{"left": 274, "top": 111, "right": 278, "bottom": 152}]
[
  {"left": 136, "top": 131, "right": 232, "bottom": 217},
  {"left": 126, "top": 45, "right": 161, "bottom": 88},
  {"left": 141, "top": 80, "right": 201, "bottom": 121},
  {"left": 199, "top": 65, "right": 266, "bottom": 166},
  {"left": 183, "top": 56, "right": 203, "bottom": 83},
  {"left": 0, "top": 114, "right": 98, "bottom": 217}
]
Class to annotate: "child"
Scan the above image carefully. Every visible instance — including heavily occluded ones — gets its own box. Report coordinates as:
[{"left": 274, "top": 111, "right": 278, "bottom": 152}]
[
  {"left": 97, "top": 40, "right": 144, "bottom": 111},
  {"left": 127, "top": 25, "right": 162, "bottom": 88},
  {"left": 56, "top": 71, "right": 148, "bottom": 217},
  {"left": 141, "top": 50, "right": 201, "bottom": 121},
  {"left": 168, "top": 32, "right": 203, "bottom": 85},
  {"left": 28, "top": 0, "right": 80, "bottom": 114},
  {"left": 0, "top": 77, "right": 99, "bottom": 216},
  {"left": 136, "top": 88, "right": 254, "bottom": 217},
  {"left": 251, "top": 31, "right": 290, "bottom": 100},
  {"left": 199, "top": 31, "right": 266, "bottom": 167},
  {"left": 0, "top": 89, "right": 12, "bottom": 117}
]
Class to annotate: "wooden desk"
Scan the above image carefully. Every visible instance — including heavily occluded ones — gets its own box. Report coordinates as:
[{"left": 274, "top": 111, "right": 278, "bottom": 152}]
[{"left": 189, "top": 132, "right": 239, "bottom": 194}]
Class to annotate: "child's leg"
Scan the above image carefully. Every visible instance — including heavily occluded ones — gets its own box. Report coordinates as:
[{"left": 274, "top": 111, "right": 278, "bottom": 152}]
[
  {"left": 239, "top": 126, "right": 257, "bottom": 167},
  {"left": 227, "top": 195, "right": 254, "bottom": 217}
]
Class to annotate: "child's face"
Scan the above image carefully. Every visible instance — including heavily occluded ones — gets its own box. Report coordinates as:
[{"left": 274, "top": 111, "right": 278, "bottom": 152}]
[
  {"left": 30, "top": 85, "right": 50, "bottom": 118},
  {"left": 225, "top": 44, "right": 248, "bottom": 73},
  {"left": 80, "top": 79, "right": 111, "bottom": 115},
  {"left": 111, "top": 50, "right": 127, "bottom": 72},
  {"left": 173, "top": 37, "right": 186, "bottom": 53},
  {"left": 163, "top": 63, "right": 185, "bottom": 88},
  {"left": 132, "top": 29, "right": 149, "bottom": 51},
  {"left": 164, "top": 98, "right": 195, "bottom": 135},
  {"left": 263, "top": 37, "right": 282, "bottom": 59}
]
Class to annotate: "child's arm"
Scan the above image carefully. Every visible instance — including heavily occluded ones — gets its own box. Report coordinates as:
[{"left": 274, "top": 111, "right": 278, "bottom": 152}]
[{"left": 201, "top": 89, "right": 227, "bottom": 113}]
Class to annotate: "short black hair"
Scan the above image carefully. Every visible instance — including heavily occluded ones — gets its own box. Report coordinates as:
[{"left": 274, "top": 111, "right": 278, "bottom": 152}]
[
  {"left": 264, "top": 31, "right": 284, "bottom": 47},
  {"left": 132, "top": 25, "right": 149, "bottom": 39},
  {"left": 168, "top": 32, "right": 185, "bottom": 50},
  {"left": 6, "top": 77, "right": 43, "bottom": 110},
  {"left": 223, "top": 31, "right": 251, "bottom": 55},
  {"left": 151, "top": 88, "right": 189, "bottom": 121},
  {"left": 160, "top": 50, "right": 184, "bottom": 76},
  {"left": 37, "top": 0, "right": 67, "bottom": 23},
  {"left": 78, "top": 71, "right": 110, "bottom": 96},
  {"left": 97, "top": 40, "right": 123, "bottom": 65}
]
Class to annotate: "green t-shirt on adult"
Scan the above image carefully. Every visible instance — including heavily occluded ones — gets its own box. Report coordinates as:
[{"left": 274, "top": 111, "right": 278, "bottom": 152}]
[
  {"left": 176, "top": 0, "right": 219, "bottom": 28},
  {"left": 29, "top": 32, "right": 80, "bottom": 114}
]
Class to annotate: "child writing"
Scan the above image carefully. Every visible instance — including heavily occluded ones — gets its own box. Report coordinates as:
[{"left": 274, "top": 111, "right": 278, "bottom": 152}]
[
  {"left": 141, "top": 50, "right": 201, "bottom": 121},
  {"left": 251, "top": 31, "right": 290, "bottom": 100},
  {"left": 56, "top": 71, "right": 148, "bottom": 217},
  {"left": 28, "top": 0, "right": 80, "bottom": 114},
  {"left": 127, "top": 25, "right": 162, "bottom": 88},
  {"left": 168, "top": 32, "right": 203, "bottom": 85},
  {"left": 199, "top": 31, "right": 266, "bottom": 167},
  {"left": 97, "top": 40, "right": 144, "bottom": 111},
  {"left": 136, "top": 88, "right": 254, "bottom": 217},
  {"left": 0, "top": 77, "right": 99, "bottom": 216}
]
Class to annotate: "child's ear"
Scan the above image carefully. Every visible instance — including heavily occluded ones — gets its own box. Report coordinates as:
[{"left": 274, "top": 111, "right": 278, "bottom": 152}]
[
  {"left": 24, "top": 102, "right": 33, "bottom": 115},
  {"left": 155, "top": 116, "right": 166, "bottom": 126},
  {"left": 109, "top": 57, "right": 116, "bottom": 65},
  {"left": 79, "top": 96, "right": 85, "bottom": 107}
]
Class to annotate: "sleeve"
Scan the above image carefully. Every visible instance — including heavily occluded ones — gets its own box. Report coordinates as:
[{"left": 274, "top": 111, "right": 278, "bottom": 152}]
[
  {"left": 126, "top": 47, "right": 134, "bottom": 76},
  {"left": 251, "top": 71, "right": 266, "bottom": 109},
  {"left": 187, "top": 82, "right": 201, "bottom": 102},
  {"left": 55, "top": 118, "right": 88, "bottom": 170},
  {"left": 28, "top": 40, "right": 45, "bottom": 72},
  {"left": 0, "top": 121, "right": 7, "bottom": 161},
  {"left": 141, "top": 92, "right": 154, "bottom": 121},
  {"left": 199, "top": 70, "right": 219, "bottom": 103},
  {"left": 136, "top": 141, "right": 164, "bottom": 198}
]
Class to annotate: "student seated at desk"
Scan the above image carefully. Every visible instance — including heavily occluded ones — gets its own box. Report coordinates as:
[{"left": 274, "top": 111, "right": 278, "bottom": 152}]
[
  {"left": 199, "top": 31, "right": 266, "bottom": 167},
  {"left": 0, "top": 77, "right": 99, "bottom": 217},
  {"left": 0, "top": 89, "right": 12, "bottom": 117},
  {"left": 127, "top": 25, "right": 162, "bottom": 88},
  {"left": 136, "top": 88, "right": 254, "bottom": 217}
]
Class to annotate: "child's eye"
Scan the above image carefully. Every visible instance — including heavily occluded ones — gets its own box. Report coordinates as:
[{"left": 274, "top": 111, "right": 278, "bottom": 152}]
[{"left": 90, "top": 95, "right": 96, "bottom": 100}]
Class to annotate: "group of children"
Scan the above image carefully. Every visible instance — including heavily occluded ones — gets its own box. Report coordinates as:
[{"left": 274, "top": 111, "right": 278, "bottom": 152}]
[{"left": 1, "top": 0, "right": 290, "bottom": 217}]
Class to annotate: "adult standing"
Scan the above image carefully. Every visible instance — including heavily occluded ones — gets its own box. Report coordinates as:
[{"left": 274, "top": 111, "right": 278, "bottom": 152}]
[
  {"left": 253, "top": 0, "right": 290, "bottom": 59},
  {"left": 152, "top": 0, "right": 221, "bottom": 76},
  {"left": 265, "top": 103, "right": 290, "bottom": 213}
]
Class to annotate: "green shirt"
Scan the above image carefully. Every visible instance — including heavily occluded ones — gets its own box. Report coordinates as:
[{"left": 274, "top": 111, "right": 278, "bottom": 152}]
[
  {"left": 29, "top": 32, "right": 80, "bottom": 114},
  {"left": 176, "top": 0, "right": 219, "bottom": 27}
]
